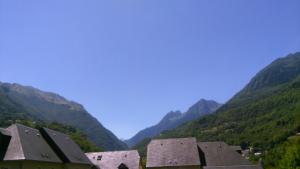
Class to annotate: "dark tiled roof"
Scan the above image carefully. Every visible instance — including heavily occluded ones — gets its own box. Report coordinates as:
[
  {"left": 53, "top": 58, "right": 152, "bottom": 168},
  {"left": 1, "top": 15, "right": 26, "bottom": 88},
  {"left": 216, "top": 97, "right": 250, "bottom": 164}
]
[
  {"left": 3, "top": 124, "right": 62, "bottom": 163},
  {"left": 198, "top": 142, "right": 252, "bottom": 167},
  {"left": 41, "top": 127, "right": 92, "bottom": 165},
  {"left": 86, "top": 150, "right": 140, "bottom": 169},
  {"left": 146, "top": 137, "right": 201, "bottom": 168},
  {"left": 204, "top": 165, "right": 263, "bottom": 169}
]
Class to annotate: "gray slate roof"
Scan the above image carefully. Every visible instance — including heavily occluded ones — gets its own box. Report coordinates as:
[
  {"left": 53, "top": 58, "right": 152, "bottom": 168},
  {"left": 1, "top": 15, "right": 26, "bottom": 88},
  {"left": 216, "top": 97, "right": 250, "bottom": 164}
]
[
  {"left": 204, "top": 165, "right": 263, "bottom": 169},
  {"left": 198, "top": 142, "right": 252, "bottom": 167},
  {"left": 3, "top": 124, "right": 62, "bottom": 163},
  {"left": 146, "top": 137, "right": 201, "bottom": 168},
  {"left": 86, "top": 150, "right": 140, "bottom": 169},
  {"left": 41, "top": 127, "right": 92, "bottom": 165}
]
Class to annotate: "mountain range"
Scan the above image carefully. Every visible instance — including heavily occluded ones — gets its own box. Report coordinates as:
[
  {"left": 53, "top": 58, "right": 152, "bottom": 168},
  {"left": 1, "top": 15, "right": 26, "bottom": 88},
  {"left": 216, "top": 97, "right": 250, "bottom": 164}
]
[
  {"left": 0, "top": 82, "right": 221, "bottom": 150},
  {"left": 1, "top": 51, "right": 300, "bottom": 168},
  {"left": 0, "top": 82, "right": 127, "bottom": 150},
  {"left": 124, "top": 99, "right": 221, "bottom": 147},
  {"left": 133, "top": 52, "right": 300, "bottom": 168}
]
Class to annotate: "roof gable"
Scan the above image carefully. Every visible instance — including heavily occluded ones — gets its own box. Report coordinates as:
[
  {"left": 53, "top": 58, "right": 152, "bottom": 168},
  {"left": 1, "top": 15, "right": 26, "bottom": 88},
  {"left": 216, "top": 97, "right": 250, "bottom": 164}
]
[
  {"left": 0, "top": 128, "right": 11, "bottom": 160},
  {"left": 41, "top": 127, "right": 92, "bottom": 165},
  {"left": 146, "top": 137, "right": 201, "bottom": 167},
  {"left": 86, "top": 150, "right": 140, "bottom": 169}
]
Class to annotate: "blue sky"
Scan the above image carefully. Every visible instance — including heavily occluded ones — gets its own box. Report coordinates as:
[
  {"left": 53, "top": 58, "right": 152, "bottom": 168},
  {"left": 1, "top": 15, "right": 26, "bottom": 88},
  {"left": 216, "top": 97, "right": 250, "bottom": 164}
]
[{"left": 0, "top": 0, "right": 299, "bottom": 139}]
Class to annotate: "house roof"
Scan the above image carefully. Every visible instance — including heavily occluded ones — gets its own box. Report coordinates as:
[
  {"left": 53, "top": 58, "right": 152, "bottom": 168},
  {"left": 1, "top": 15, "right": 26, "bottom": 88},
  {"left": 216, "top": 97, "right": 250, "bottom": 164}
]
[
  {"left": 86, "top": 150, "right": 140, "bottom": 169},
  {"left": 3, "top": 124, "right": 62, "bottom": 163},
  {"left": 204, "top": 165, "right": 263, "bottom": 169},
  {"left": 198, "top": 142, "right": 252, "bottom": 167},
  {"left": 41, "top": 127, "right": 92, "bottom": 165},
  {"left": 146, "top": 137, "right": 201, "bottom": 168}
]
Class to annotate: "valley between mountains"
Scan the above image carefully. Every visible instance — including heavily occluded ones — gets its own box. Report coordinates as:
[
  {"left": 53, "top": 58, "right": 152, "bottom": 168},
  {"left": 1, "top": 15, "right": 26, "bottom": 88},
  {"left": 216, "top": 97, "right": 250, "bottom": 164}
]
[{"left": 1, "top": 52, "right": 300, "bottom": 169}]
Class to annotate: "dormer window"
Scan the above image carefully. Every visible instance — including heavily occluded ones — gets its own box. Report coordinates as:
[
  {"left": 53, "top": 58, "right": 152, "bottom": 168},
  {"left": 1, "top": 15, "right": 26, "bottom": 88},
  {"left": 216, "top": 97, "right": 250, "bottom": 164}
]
[{"left": 41, "top": 153, "right": 49, "bottom": 159}]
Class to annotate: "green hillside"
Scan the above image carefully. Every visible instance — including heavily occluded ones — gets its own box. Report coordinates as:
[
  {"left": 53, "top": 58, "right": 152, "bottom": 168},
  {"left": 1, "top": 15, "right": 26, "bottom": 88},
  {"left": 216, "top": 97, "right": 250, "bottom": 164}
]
[
  {"left": 263, "top": 136, "right": 300, "bottom": 169},
  {"left": 163, "top": 75, "right": 300, "bottom": 148},
  {"left": 134, "top": 52, "right": 300, "bottom": 169},
  {"left": 0, "top": 88, "right": 101, "bottom": 152},
  {"left": 0, "top": 83, "right": 126, "bottom": 151}
]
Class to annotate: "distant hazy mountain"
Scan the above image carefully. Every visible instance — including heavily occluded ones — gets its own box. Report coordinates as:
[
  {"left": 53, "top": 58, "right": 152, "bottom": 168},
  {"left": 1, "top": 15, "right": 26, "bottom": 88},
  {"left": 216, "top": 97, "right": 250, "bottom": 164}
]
[
  {"left": 124, "top": 99, "right": 221, "bottom": 147},
  {"left": 0, "top": 82, "right": 127, "bottom": 150}
]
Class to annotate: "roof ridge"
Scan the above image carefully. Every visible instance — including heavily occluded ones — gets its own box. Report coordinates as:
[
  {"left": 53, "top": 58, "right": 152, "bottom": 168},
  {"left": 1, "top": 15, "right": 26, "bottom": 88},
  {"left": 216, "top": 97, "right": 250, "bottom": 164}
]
[
  {"left": 42, "top": 127, "right": 68, "bottom": 135},
  {"left": 15, "top": 125, "right": 26, "bottom": 160},
  {"left": 150, "top": 137, "right": 196, "bottom": 141},
  {"left": 4, "top": 124, "right": 26, "bottom": 160},
  {"left": 41, "top": 127, "right": 91, "bottom": 165},
  {"left": 15, "top": 124, "right": 26, "bottom": 159},
  {"left": 87, "top": 150, "right": 138, "bottom": 153}
]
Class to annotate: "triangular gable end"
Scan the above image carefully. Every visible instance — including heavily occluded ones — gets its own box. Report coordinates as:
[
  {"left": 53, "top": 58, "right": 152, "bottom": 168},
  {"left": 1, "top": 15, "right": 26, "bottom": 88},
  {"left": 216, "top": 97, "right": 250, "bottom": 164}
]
[
  {"left": 3, "top": 125, "right": 25, "bottom": 161},
  {"left": 0, "top": 128, "right": 11, "bottom": 160}
]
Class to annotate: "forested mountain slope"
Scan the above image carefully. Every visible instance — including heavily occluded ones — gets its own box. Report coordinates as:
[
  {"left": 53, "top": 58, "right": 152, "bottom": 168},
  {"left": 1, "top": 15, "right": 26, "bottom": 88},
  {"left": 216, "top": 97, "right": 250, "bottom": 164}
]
[{"left": 0, "top": 82, "right": 127, "bottom": 150}]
